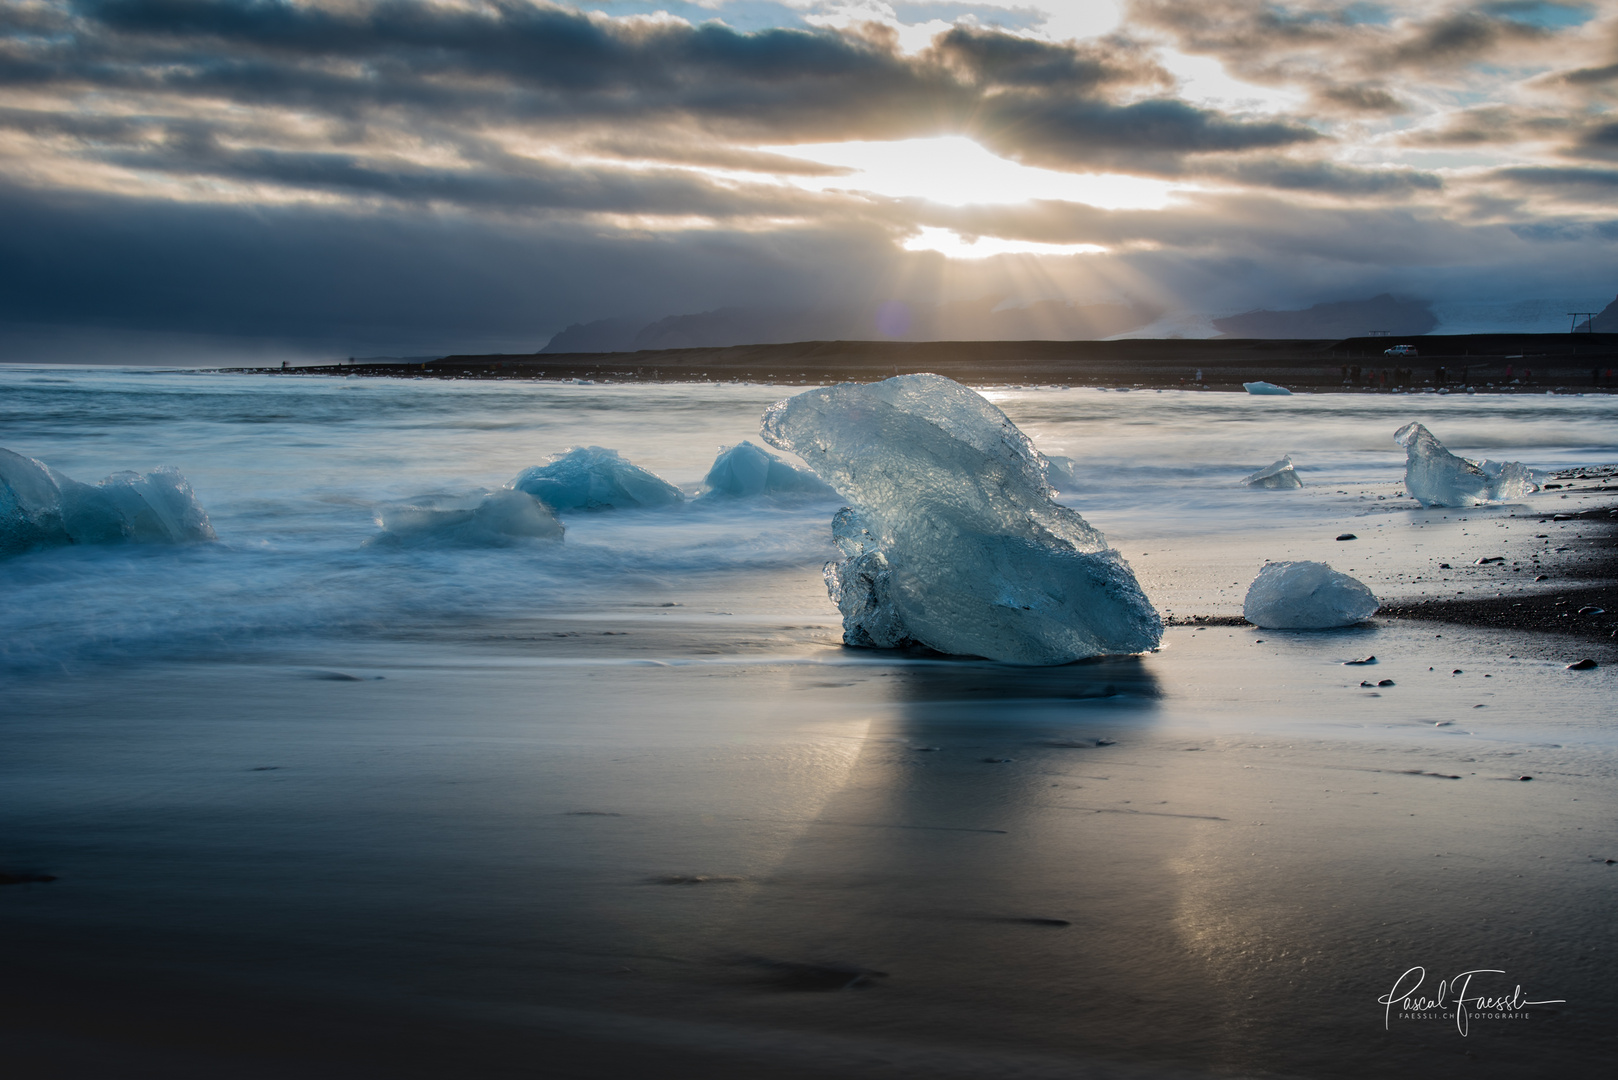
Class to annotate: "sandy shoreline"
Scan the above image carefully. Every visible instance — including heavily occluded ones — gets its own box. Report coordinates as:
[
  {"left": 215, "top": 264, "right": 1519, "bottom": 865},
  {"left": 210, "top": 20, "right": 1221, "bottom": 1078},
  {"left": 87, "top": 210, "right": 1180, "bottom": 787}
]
[
  {"left": 3, "top": 376, "right": 1615, "bottom": 1079},
  {"left": 1378, "top": 501, "right": 1617, "bottom": 649},
  {"left": 229, "top": 332, "right": 1618, "bottom": 394}
]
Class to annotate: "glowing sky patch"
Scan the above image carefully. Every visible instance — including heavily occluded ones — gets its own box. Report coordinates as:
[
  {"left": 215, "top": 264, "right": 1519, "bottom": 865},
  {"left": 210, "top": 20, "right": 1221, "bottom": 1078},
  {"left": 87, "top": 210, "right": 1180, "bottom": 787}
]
[
  {"left": 768, "top": 136, "right": 1185, "bottom": 209},
  {"left": 902, "top": 226, "right": 1107, "bottom": 259}
]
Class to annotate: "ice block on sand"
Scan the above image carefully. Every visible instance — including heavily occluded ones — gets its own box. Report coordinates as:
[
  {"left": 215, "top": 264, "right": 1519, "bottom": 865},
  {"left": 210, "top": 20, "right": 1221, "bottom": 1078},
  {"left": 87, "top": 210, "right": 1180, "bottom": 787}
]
[
  {"left": 1394, "top": 422, "right": 1536, "bottom": 507},
  {"left": 370, "top": 489, "right": 563, "bottom": 547},
  {"left": 1243, "top": 561, "right": 1378, "bottom": 629},
  {"left": 761, "top": 374, "right": 1162, "bottom": 665},
  {"left": 2, "top": 446, "right": 215, "bottom": 556},
  {"left": 512, "top": 446, "right": 683, "bottom": 511},
  {"left": 701, "top": 440, "right": 835, "bottom": 498},
  {"left": 1240, "top": 455, "right": 1303, "bottom": 489}
]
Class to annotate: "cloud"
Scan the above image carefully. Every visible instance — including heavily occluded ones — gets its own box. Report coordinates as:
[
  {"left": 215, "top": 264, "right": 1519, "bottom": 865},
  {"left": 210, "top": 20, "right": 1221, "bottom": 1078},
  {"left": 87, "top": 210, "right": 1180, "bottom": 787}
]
[{"left": 0, "top": 0, "right": 1611, "bottom": 356}]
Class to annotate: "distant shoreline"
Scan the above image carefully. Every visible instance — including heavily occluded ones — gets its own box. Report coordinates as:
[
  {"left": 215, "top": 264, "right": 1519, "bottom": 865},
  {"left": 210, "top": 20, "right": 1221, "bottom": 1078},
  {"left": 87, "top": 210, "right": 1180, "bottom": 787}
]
[{"left": 232, "top": 333, "right": 1618, "bottom": 392}]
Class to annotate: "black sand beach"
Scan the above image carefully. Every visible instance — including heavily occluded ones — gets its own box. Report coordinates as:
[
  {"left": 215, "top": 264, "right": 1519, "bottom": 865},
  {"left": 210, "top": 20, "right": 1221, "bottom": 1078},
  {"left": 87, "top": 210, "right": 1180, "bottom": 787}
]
[{"left": 250, "top": 334, "right": 1618, "bottom": 392}]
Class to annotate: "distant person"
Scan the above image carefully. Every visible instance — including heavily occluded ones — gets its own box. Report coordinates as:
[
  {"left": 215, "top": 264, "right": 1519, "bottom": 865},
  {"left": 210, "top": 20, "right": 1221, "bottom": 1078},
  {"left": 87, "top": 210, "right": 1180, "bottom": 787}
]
[
  {"left": 1460, "top": 367, "right": 1468, "bottom": 385},
  {"left": 1340, "top": 365, "right": 1348, "bottom": 382},
  {"left": 1436, "top": 366, "right": 1446, "bottom": 385},
  {"left": 1195, "top": 368, "right": 1203, "bottom": 382},
  {"left": 1596, "top": 368, "right": 1602, "bottom": 387},
  {"left": 1351, "top": 364, "right": 1361, "bottom": 383},
  {"left": 1505, "top": 364, "right": 1514, "bottom": 381}
]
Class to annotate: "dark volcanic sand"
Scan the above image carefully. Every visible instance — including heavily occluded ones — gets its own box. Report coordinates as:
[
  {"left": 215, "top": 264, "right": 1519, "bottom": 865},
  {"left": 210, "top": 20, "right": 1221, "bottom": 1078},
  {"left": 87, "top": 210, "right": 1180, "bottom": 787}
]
[
  {"left": 244, "top": 333, "right": 1618, "bottom": 392},
  {"left": 1380, "top": 503, "right": 1618, "bottom": 649}
]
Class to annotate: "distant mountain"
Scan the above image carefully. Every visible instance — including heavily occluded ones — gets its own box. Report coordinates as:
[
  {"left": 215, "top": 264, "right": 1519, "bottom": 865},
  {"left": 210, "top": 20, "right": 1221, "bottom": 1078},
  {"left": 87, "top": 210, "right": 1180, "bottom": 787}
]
[
  {"left": 539, "top": 296, "right": 1157, "bottom": 352},
  {"left": 1212, "top": 294, "right": 1437, "bottom": 338},
  {"left": 1578, "top": 295, "right": 1618, "bottom": 332}
]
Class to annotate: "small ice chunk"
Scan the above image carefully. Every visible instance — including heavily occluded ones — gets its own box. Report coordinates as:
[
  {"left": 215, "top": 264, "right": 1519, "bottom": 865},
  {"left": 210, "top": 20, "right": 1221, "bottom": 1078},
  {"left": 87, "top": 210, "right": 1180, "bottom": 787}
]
[
  {"left": 1240, "top": 455, "right": 1303, "bottom": 489},
  {"left": 701, "top": 440, "right": 835, "bottom": 498},
  {"left": 370, "top": 488, "right": 563, "bottom": 547},
  {"left": 0, "top": 447, "right": 71, "bottom": 555},
  {"left": 1243, "top": 561, "right": 1379, "bottom": 629},
  {"left": 1394, "top": 422, "right": 1537, "bottom": 507},
  {"left": 58, "top": 468, "right": 217, "bottom": 545},
  {"left": 511, "top": 446, "right": 683, "bottom": 511},
  {"left": 1044, "top": 455, "right": 1080, "bottom": 492},
  {"left": 761, "top": 374, "right": 1162, "bottom": 665},
  {"left": 2, "top": 446, "right": 215, "bottom": 555},
  {"left": 1243, "top": 381, "right": 1292, "bottom": 395}
]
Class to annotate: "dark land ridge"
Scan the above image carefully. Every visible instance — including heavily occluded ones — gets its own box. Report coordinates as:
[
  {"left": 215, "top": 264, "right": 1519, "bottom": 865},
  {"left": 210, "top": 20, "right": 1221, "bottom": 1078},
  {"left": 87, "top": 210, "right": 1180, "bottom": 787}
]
[{"left": 249, "top": 333, "right": 1618, "bottom": 391}]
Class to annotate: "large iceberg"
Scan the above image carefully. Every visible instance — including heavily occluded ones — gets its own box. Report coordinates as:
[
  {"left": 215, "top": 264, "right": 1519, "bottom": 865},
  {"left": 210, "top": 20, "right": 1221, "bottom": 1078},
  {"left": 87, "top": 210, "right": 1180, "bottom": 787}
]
[
  {"left": 512, "top": 446, "right": 683, "bottom": 511},
  {"left": 2, "top": 446, "right": 216, "bottom": 557},
  {"left": 1240, "top": 455, "right": 1303, "bottom": 489},
  {"left": 1394, "top": 422, "right": 1536, "bottom": 507},
  {"left": 1243, "top": 561, "right": 1378, "bottom": 629},
  {"left": 701, "top": 440, "right": 835, "bottom": 498},
  {"left": 369, "top": 488, "right": 563, "bottom": 547},
  {"left": 761, "top": 374, "right": 1162, "bottom": 665}
]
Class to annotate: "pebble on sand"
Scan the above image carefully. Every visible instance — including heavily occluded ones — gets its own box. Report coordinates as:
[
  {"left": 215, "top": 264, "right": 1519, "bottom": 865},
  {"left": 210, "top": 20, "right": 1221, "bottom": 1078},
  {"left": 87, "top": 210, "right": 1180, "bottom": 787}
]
[
  {"left": 1566, "top": 659, "right": 1598, "bottom": 670},
  {"left": 1336, "top": 533, "right": 1357, "bottom": 541}
]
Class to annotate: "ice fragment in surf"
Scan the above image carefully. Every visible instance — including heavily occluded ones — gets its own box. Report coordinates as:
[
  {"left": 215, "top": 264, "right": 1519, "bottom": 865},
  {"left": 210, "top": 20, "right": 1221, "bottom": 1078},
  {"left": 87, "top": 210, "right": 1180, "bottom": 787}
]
[
  {"left": 1240, "top": 455, "right": 1303, "bottom": 489},
  {"left": 0, "top": 448, "right": 71, "bottom": 555},
  {"left": 369, "top": 488, "right": 563, "bottom": 547},
  {"left": 1242, "top": 561, "right": 1379, "bottom": 630},
  {"left": 761, "top": 373, "right": 1162, "bottom": 665},
  {"left": 1243, "top": 381, "right": 1293, "bottom": 396},
  {"left": 1394, "top": 422, "right": 1536, "bottom": 507},
  {"left": 700, "top": 440, "right": 835, "bottom": 498},
  {"left": 1044, "top": 455, "right": 1080, "bottom": 492},
  {"left": 511, "top": 446, "right": 683, "bottom": 511},
  {"left": 1, "top": 446, "right": 215, "bottom": 556}
]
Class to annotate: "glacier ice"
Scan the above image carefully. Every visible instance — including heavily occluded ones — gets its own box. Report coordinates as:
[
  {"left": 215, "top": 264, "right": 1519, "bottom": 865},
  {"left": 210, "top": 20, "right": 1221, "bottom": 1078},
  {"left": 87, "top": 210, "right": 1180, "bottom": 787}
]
[
  {"left": 369, "top": 489, "right": 563, "bottom": 547},
  {"left": 2, "top": 446, "right": 215, "bottom": 557},
  {"left": 1240, "top": 455, "right": 1303, "bottom": 489},
  {"left": 1044, "top": 455, "right": 1080, "bottom": 493},
  {"left": 512, "top": 446, "right": 683, "bottom": 511},
  {"left": 701, "top": 440, "right": 835, "bottom": 498},
  {"left": 0, "top": 448, "right": 72, "bottom": 555},
  {"left": 1394, "top": 422, "right": 1536, "bottom": 507},
  {"left": 1243, "top": 561, "right": 1379, "bottom": 629},
  {"left": 1243, "top": 381, "right": 1292, "bottom": 396},
  {"left": 761, "top": 373, "right": 1162, "bottom": 665}
]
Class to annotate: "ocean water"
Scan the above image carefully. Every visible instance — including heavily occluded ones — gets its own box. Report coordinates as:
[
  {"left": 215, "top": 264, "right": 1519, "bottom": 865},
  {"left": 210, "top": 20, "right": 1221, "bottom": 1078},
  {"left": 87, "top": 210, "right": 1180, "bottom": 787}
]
[
  {"left": 3, "top": 369, "right": 1615, "bottom": 670},
  {"left": 3, "top": 367, "right": 1616, "bottom": 1078}
]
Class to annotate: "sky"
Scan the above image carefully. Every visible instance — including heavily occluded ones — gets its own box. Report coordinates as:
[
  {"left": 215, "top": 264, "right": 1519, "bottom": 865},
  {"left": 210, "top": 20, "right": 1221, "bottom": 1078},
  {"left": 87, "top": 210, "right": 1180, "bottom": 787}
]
[{"left": 2, "top": 0, "right": 1617, "bottom": 360}]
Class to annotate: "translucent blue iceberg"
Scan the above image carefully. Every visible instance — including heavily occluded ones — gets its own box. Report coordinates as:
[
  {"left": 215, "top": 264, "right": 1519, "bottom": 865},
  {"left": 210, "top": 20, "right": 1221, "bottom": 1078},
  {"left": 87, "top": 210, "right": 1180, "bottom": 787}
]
[
  {"left": 2, "top": 446, "right": 216, "bottom": 557},
  {"left": 701, "top": 440, "right": 835, "bottom": 498},
  {"left": 761, "top": 374, "right": 1162, "bottom": 665},
  {"left": 512, "top": 446, "right": 683, "bottom": 511}
]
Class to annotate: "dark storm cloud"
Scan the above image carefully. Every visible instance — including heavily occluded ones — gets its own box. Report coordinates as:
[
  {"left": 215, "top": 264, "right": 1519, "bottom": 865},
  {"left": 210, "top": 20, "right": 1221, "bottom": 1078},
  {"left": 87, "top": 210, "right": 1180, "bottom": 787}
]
[
  {"left": 0, "top": 179, "right": 901, "bottom": 351},
  {"left": 1310, "top": 84, "right": 1406, "bottom": 114},
  {"left": 1127, "top": 0, "right": 1572, "bottom": 114},
  {"left": 1490, "top": 164, "right": 1618, "bottom": 190},
  {"left": 0, "top": 1, "right": 1610, "bottom": 358},
  {"left": 6, "top": 1, "right": 1317, "bottom": 156},
  {"left": 1399, "top": 104, "right": 1576, "bottom": 147},
  {"left": 1562, "top": 61, "right": 1618, "bottom": 84}
]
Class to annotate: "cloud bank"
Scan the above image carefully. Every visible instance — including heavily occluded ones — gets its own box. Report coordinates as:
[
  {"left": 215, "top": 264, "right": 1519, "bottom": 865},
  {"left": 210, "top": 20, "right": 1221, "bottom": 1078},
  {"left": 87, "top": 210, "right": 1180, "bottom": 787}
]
[{"left": 1, "top": 0, "right": 1614, "bottom": 357}]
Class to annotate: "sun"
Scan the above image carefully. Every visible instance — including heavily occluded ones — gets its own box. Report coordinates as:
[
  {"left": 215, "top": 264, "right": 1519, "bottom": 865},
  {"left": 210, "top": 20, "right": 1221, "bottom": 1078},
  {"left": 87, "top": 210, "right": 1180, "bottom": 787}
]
[{"left": 765, "top": 135, "right": 1183, "bottom": 211}]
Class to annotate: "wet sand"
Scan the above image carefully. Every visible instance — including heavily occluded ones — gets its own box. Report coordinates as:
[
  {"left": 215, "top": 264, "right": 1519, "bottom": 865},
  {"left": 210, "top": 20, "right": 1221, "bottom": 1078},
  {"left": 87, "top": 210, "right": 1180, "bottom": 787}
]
[
  {"left": 4, "top": 375, "right": 1616, "bottom": 1079},
  {"left": 4, "top": 512, "right": 1615, "bottom": 1079}
]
